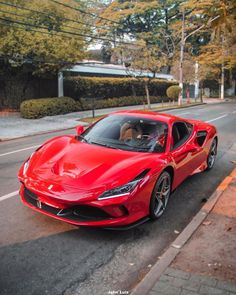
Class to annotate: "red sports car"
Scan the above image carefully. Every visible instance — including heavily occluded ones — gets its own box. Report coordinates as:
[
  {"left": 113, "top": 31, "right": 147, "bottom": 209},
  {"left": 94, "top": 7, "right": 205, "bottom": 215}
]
[{"left": 18, "top": 110, "right": 217, "bottom": 229}]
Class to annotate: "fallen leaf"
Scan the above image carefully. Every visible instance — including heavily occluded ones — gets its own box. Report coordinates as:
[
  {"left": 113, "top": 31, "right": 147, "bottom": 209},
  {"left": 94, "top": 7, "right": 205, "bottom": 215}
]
[
  {"left": 203, "top": 221, "right": 212, "bottom": 226},
  {"left": 172, "top": 244, "right": 181, "bottom": 249}
]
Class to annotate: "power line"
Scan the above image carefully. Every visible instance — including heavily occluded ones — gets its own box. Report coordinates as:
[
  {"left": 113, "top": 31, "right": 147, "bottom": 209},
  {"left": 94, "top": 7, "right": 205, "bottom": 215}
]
[
  {"left": 0, "top": 16, "right": 136, "bottom": 46},
  {"left": 0, "top": 19, "right": 86, "bottom": 42},
  {"left": 50, "top": 0, "right": 120, "bottom": 25},
  {"left": 0, "top": 1, "right": 134, "bottom": 39},
  {"left": 0, "top": 8, "right": 92, "bottom": 35},
  {"left": 0, "top": 1, "right": 113, "bottom": 32}
]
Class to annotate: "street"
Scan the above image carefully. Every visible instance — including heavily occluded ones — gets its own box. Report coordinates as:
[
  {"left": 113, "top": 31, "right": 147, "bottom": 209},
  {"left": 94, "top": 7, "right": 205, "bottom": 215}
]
[{"left": 0, "top": 102, "right": 236, "bottom": 295}]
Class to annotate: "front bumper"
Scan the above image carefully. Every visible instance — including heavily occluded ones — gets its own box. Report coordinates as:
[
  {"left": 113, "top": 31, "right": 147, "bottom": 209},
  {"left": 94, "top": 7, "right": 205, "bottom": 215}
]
[{"left": 19, "top": 184, "right": 147, "bottom": 227}]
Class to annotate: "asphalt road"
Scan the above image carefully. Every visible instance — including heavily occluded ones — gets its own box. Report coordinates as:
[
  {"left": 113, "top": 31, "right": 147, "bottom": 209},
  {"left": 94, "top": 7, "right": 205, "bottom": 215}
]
[{"left": 0, "top": 102, "right": 236, "bottom": 295}]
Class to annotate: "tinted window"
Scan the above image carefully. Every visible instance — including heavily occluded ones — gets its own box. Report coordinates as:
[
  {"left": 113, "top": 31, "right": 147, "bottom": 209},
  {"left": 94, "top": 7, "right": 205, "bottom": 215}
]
[
  {"left": 172, "top": 122, "right": 192, "bottom": 149},
  {"left": 76, "top": 115, "right": 168, "bottom": 153},
  {"left": 196, "top": 131, "right": 207, "bottom": 146}
]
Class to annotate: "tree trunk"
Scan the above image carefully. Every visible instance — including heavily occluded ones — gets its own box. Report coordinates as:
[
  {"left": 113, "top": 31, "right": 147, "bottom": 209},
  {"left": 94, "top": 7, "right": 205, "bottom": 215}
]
[{"left": 144, "top": 82, "right": 151, "bottom": 109}]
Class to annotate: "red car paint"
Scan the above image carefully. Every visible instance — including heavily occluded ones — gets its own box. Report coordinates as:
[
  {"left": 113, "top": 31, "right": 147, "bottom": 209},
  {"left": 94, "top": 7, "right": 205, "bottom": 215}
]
[{"left": 18, "top": 110, "right": 217, "bottom": 228}]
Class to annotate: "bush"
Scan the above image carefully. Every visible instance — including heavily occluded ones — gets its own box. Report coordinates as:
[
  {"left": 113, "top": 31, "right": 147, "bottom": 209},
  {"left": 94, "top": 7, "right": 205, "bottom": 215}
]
[
  {"left": 64, "top": 76, "right": 177, "bottom": 101},
  {"left": 166, "top": 85, "right": 182, "bottom": 100},
  {"left": 20, "top": 97, "right": 77, "bottom": 119},
  {"left": 76, "top": 95, "right": 175, "bottom": 111}
]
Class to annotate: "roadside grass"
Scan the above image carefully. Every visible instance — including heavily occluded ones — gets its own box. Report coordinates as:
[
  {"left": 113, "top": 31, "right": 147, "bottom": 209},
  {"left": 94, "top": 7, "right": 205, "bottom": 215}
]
[
  {"left": 79, "top": 102, "right": 204, "bottom": 124},
  {"left": 80, "top": 115, "right": 104, "bottom": 124}
]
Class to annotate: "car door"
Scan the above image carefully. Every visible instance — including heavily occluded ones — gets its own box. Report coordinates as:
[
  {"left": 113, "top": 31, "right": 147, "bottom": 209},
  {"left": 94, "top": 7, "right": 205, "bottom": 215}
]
[{"left": 170, "top": 121, "right": 203, "bottom": 188}]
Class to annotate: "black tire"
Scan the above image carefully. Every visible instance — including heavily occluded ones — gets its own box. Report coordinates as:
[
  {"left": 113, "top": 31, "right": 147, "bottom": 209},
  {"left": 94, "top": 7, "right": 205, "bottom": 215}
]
[
  {"left": 150, "top": 171, "right": 171, "bottom": 220},
  {"left": 206, "top": 138, "right": 217, "bottom": 171}
]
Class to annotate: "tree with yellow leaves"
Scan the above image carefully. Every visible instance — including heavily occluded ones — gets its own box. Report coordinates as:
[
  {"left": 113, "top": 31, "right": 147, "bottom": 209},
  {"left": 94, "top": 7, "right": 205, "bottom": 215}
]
[
  {"left": 117, "top": 40, "right": 168, "bottom": 109},
  {"left": 179, "top": 0, "right": 236, "bottom": 99}
]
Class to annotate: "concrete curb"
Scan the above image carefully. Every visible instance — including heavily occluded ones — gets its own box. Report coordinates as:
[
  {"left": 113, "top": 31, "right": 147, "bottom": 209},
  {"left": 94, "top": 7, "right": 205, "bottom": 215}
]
[
  {"left": 131, "top": 167, "right": 236, "bottom": 295},
  {"left": 0, "top": 103, "right": 205, "bottom": 142}
]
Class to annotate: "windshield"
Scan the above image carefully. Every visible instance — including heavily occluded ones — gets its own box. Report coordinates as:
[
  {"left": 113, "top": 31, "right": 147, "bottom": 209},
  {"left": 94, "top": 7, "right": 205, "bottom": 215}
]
[{"left": 76, "top": 115, "right": 168, "bottom": 153}]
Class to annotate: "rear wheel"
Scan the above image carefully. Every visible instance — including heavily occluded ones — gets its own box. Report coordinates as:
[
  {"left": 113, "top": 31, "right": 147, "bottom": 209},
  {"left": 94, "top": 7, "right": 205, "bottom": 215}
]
[
  {"left": 206, "top": 138, "right": 217, "bottom": 170},
  {"left": 150, "top": 171, "right": 171, "bottom": 220}
]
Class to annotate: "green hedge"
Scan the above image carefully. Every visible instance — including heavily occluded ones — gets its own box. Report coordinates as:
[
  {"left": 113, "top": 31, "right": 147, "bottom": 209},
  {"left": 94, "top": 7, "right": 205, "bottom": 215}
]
[
  {"left": 20, "top": 95, "right": 178, "bottom": 119},
  {"left": 20, "top": 97, "right": 77, "bottom": 119},
  {"left": 78, "top": 95, "right": 174, "bottom": 111},
  {"left": 64, "top": 76, "right": 177, "bottom": 101}
]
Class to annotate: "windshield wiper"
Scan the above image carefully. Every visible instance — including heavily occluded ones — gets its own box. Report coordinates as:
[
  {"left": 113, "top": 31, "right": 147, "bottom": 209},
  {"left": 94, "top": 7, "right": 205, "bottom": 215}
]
[
  {"left": 90, "top": 140, "right": 119, "bottom": 150},
  {"left": 76, "top": 135, "right": 89, "bottom": 143}
]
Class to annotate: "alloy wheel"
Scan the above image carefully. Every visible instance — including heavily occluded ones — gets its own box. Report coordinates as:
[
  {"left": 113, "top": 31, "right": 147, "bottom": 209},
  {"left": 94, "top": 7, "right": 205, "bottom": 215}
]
[
  {"left": 151, "top": 172, "right": 171, "bottom": 219},
  {"left": 207, "top": 139, "right": 217, "bottom": 169}
]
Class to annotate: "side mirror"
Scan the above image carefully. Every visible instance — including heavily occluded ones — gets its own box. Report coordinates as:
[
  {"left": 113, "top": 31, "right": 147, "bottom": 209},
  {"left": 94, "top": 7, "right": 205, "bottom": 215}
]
[{"left": 76, "top": 125, "right": 85, "bottom": 136}]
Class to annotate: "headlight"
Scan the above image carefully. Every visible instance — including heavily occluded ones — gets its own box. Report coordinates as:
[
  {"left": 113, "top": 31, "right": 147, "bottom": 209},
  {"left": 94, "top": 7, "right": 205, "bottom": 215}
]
[
  {"left": 23, "top": 159, "right": 30, "bottom": 176},
  {"left": 23, "top": 152, "right": 35, "bottom": 176},
  {"left": 98, "top": 169, "right": 150, "bottom": 200},
  {"left": 98, "top": 179, "right": 141, "bottom": 200}
]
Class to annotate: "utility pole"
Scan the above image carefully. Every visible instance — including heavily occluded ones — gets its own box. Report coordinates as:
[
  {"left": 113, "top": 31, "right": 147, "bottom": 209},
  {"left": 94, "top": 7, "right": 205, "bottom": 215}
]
[
  {"left": 194, "top": 60, "right": 199, "bottom": 101},
  {"left": 178, "top": 8, "right": 185, "bottom": 106},
  {"left": 58, "top": 71, "right": 64, "bottom": 97},
  {"left": 220, "top": 33, "right": 225, "bottom": 100}
]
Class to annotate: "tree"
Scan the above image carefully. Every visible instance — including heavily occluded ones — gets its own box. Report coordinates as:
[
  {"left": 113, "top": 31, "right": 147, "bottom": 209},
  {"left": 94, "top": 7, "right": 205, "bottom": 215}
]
[
  {"left": 101, "top": 41, "right": 112, "bottom": 63},
  {"left": 120, "top": 40, "right": 168, "bottom": 109},
  {"left": 0, "top": 0, "right": 89, "bottom": 106},
  {"left": 171, "top": 3, "right": 223, "bottom": 104},
  {"left": 96, "top": 0, "right": 183, "bottom": 63},
  {"left": 0, "top": 0, "right": 88, "bottom": 75},
  {"left": 180, "top": 0, "right": 236, "bottom": 100},
  {"left": 171, "top": 52, "right": 195, "bottom": 84},
  {"left": 197, "top": 28, "right": 236, "bottom": 98}
]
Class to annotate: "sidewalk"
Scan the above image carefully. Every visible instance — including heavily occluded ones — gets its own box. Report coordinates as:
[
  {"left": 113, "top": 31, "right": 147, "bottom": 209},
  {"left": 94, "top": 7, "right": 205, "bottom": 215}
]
[
  {"left": 133, "top": 168, "right": 236, "bottom": 295},
  {"left": 0, "top": 99, "right": 205, "bottom": 141}
]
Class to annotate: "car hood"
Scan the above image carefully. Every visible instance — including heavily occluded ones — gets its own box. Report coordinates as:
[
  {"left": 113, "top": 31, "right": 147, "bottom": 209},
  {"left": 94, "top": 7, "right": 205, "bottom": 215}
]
[{"left": 24, "top": 136, "right": 163, "bottom": 201}]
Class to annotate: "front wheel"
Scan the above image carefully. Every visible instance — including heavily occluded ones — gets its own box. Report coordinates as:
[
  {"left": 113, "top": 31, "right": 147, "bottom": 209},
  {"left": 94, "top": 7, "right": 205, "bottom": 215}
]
[
  {"left": 206, "top": 138, "right": 217, "bottom": 170},
  {"left": 150, "top": 171, "right": 171, "bottom": 220}
]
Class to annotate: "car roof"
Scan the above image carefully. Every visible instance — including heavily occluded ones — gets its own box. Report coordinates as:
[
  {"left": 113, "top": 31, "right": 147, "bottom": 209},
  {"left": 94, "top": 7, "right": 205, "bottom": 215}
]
[{"left": 111, "top": 110, "right": 182, "bottom": 124}]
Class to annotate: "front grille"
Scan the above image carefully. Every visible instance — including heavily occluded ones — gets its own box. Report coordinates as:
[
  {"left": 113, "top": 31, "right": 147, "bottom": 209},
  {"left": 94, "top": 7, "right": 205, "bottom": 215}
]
[
  {"left": 24, "top": 187, "right": 38, "bottom": 206},
  {"left": 23, "top": 187, "right": 111, "bottom": 222},
  {"left": 72, "top": 205, "right": 111, "bottom": 220},
  {"left": 24, "top": 187, "right": 60, "bottom": 215}
]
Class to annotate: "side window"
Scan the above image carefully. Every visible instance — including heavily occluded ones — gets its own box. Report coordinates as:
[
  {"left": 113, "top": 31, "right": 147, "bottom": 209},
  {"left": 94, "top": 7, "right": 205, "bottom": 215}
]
[
  {"left": 172, "top": 122, "right": 192, "bottom": 150},
  {"left": 196, "top": 131, "right": 207, "bottom": 146},
  {"left": 186, "top": 122, "right": 193, "bottom": 133}
]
